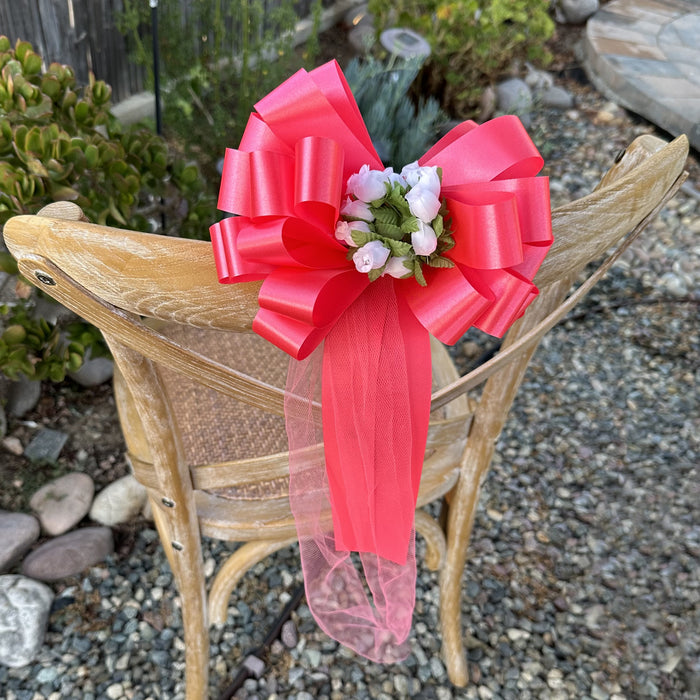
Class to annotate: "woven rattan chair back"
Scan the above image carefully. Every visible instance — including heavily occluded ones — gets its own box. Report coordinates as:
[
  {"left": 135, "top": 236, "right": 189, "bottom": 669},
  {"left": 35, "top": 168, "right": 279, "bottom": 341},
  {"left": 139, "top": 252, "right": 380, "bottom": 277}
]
[{"left": 2, "top": 133, "right": 688, "bottom": 697}]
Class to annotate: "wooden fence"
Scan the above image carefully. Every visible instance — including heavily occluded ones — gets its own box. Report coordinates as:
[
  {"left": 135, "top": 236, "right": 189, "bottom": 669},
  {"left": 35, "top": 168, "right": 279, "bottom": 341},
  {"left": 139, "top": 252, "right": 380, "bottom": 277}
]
[
  {"left": 0, "top": 0, "right": 145, "bottom": 103},
  {"left": 0, "top": 0, "right": 348, "bottom": 104}
]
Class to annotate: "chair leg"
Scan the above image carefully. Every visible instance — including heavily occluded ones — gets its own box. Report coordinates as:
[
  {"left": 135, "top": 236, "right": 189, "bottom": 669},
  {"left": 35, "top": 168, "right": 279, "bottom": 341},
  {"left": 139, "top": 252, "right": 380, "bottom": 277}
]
[
  {"left": 151, "top": 500, "right": 210, "bottom": 700},
  {"left": 440, "top": 444, "right": 487, "bottom": 687},
  {"left": 209, "top": 538, "right": 297, "bottom": 624},
  {"left": 415, "top": 509, "right": 446, "bottom": 571},
  {"left": 149, "top": 496, "right": 177, "bottom": 573}
]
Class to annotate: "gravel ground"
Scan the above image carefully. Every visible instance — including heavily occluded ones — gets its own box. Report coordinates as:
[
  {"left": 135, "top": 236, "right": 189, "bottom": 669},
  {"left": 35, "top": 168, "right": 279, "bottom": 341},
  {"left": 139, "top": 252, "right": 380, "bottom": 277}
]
[{"left": 2, "top": 62, "right": 699, "bottom": 700}]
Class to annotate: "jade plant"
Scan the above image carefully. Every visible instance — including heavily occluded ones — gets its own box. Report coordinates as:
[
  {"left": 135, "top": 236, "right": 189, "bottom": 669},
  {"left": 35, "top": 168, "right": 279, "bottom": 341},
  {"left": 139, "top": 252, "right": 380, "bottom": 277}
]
[{"left": 0, "top": 36, "right": 216, "bottom": 383}]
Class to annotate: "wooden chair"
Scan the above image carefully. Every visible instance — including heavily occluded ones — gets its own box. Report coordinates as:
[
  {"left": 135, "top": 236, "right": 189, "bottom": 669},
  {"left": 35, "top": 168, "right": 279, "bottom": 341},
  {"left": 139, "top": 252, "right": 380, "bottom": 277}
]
[{"left": 2, "top": 133, "right": 687, "bottom": 697}]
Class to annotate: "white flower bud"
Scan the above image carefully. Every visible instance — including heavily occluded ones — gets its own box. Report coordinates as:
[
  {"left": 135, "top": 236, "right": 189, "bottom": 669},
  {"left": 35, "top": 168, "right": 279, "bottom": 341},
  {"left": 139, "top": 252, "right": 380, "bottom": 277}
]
[
  {"left": 353, "top": 241, "right": 390, "bottom": 273},
  {"left": 383, "top": 256, "right": 412, "bottom": 278},
  {"left": 334, "top": 219, "right": 370, "bottom": 246},
  {"left": 340, "top": 196, "right": 374, "bottom": 222},
  {"left": 406, "top": 185, "right": 441, "bottom": 224},
  {"left": 346, "top": 164, "right": 387, "bottom": 203},
  {"left": 411, "top": 220, "right": 438, "bottom": 256}
]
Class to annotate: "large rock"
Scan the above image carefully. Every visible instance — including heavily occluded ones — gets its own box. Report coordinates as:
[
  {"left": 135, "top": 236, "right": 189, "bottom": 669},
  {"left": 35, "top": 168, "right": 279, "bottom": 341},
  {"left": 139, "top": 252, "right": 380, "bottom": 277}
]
[
  {"left": 496, "top": 78, "right": 533, "bottom": 123},
  {"left": 29, "top": 472, "right": 94, "bottom": 535},
  {"left": 68, "top": 351, "right": 114, "bottom": 388},
  {"left": 90, "top": 474, "right": 148, "bottom": 527},
  {"left": 21, "top": 527, "right": 114, "bottom": 581},
  {"left": 556, "top": 0, "right": 599, "bottom": 25},
  {"left": 6, "top": 375, "right": 41, "bottom": 418},
  {"left": 0, "top": 575, "right": 54, "bottom": 667},
  {"left": 540, "top": 85, "right": 575, "bottom": 110},
  {"left": 0, "top": 512, "right": 40, "bottom": 573}
]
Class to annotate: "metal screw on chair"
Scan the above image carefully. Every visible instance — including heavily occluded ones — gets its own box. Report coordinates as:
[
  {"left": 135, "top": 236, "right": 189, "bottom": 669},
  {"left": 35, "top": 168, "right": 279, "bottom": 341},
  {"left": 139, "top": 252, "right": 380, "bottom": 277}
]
[
  {"left": 161, "top": 497, "right": 175, "bottom": 508},
  {"left": 171, "top": 541, "right": 184, "bottom": 551},
  {"left": 34, "top": 271, "right": 56, "bottom": 286}
]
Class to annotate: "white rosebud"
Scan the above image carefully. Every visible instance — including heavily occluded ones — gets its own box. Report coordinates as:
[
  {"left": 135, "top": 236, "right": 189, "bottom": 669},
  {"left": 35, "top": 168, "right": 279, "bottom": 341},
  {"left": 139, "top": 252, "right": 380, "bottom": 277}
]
[
  {"left": 340, "top": 196, "right": 374, "bottom": 222},
  {"left": 383, "top": 167, "right": 407, "bottom": 188},
  {"left": 406, "top": 185, "right": 441, "bottom": 224},
  {"left": 383, "top": 256, "right": 412, "bottom": 278},
  {"left": 400, "top": 161, "right": 422, "bottom": 187},
  {"left": 416, "top": 165, "right": 441, "bottom": 197},
  {"left": 353, "top": 241, "right": 390, "bottom": 273},
  {"left": 334, "top": 219, "right": 370, "bottom": 246},
  {"left": 346, "top": 164, "right": 387, "bottom": 203},
  {"left": 401, "top": 162, "right": 441, "bottom": 194},
  {"left": 411, "top": 220, "right": 438, "bottom": 256}
]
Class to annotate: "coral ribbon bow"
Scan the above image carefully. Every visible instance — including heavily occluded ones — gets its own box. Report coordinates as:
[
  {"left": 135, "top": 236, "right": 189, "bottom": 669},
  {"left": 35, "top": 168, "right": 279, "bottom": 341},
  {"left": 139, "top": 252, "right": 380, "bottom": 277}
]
[{"left": 210, "top": 60, "right": 552, "bottom": 661}]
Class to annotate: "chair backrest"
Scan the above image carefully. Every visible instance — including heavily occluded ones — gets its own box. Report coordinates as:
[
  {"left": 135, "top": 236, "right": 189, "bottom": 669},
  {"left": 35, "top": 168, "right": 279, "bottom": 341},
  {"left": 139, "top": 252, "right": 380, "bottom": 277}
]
[{"left": 1, "top": 133, "right": 688, "bottom": 484}]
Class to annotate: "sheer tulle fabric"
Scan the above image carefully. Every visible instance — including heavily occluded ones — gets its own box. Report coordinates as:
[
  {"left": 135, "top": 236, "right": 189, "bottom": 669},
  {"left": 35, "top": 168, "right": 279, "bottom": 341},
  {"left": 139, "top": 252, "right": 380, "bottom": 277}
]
[{"left": 285, "top": 279, "right": 431, "bottom": 661}]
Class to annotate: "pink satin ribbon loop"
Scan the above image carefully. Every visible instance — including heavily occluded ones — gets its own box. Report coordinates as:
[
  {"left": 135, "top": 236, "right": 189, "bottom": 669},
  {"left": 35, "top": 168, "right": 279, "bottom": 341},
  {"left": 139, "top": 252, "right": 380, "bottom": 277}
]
[
  {"left": 217, "top": 149, "right": 251, "bottom": 216},
  {"left": 255, "top": 66, "right": 382, "bottom": 179},
  {"left": 421, "top": 115, "right": 544, "bottom": 187},
  {"left": 210, "top": 217, "right": 273, "bottom": 282},
  {"left": 253, "top": 308, "right": 329, "bottom": 361},
  {"left": 402, "top": 267, "right": 493, "bottom": 345},
  {"left": 239, "top": 113, "right": 293, "bottom": 155},
  {"left": 294, "top": 136, "right": 344, "bottom": 232},
  {"left": 258, "top": 267, "right": 369, "bottom": 328},
  {"left": 470, "top": 267, "right": 538, "bottom": 336},
  {"left": 249, "top": 150, "right": 295, "bottom": 218},
  {"left": 236, "top": 217, "right": 346, "bottom": 269},
  {"left": 446, "top": 190, "right": 524, "bottom": 269}
]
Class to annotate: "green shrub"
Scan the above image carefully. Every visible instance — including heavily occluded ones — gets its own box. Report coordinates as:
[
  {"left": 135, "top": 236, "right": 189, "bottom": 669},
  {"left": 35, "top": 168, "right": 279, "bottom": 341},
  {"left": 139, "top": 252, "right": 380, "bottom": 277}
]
[
  {"left": 118, "top": 0, "right": 322, "bottom": 179},
  {"left": 344, "top": 55, "right": 447, "bottom": 169},
  {"left": 0, "top": 36, "right": 216, "bottom": 382},
  {"left": 368, "top": 0, "right": 555, "bottom": 117}
]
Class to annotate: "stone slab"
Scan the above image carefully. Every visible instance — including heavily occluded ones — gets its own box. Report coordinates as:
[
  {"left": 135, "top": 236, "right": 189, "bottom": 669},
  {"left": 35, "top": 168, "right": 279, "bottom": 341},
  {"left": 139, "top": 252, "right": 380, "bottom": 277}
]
[{"left": 583, "top": 0, "right": 700, "bottom": 151}]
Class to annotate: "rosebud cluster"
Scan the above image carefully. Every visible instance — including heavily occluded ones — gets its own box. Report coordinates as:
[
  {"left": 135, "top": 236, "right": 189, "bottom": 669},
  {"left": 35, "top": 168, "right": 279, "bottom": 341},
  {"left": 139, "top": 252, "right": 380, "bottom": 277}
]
[{"left": 334, "top": 162, "right": 455, "bottom": 285}]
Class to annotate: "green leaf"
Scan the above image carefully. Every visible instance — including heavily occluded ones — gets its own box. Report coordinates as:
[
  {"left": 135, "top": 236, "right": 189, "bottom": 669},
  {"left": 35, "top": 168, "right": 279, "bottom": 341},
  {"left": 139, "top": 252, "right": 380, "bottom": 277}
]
[
  {"left": 48, "top": 364, "right": 65, "bottom": 382},
  {"left": 2, "top": 324, "right": 26, "bottom": 344},
  {"left": 52, "top": 185, "right": 80, "bottom": 201},
  {"left": 40, "top": 74, "right": 62, "bottom": 100},
  {"left": 26, "top": 126, "right": 42, "bottom": 155},
  {"left": 432, "top": 216, "right": 444, "bottom": 236},
  {"left": 74, "top": 100, "right": 89, "bottom": 122},
  {"left": 373, "top": 205, "right": 399, "bottom": 226},
  {"left": 413, "top": 260, "right": 427, "bottom": 287},
  {"left": 375, "top": 221, "right": 403, "bottom": 239},
  {"left": 14, "top": 40, "right": 32, "bottom": 63},
  {"left": 401, "top": 216, "right": 420, "bottom": 233},
  {"left": 68, "top": 352, "right": 83, "bottom": 371},
  {"left": 22, "top": 51, "right": 42, "bottom": 75},
  {"left": 426, "top": 255, "right": 455, "bottom": 269},
  {"left": 13, "top": 124, "right": 28, "bottom": 151},
  {"left": 349, "top": 229, "right": 369, "bottom": 247},
  {"left": 84, "top": 144, "right": 99, "bottom": 168},
  {"left": 385, "top": 239, "right": 412, "bottom": 257},
  {"left": 367, "top": 267, "right": 384, "bottom": 282},
  {"left": 26, "top": 158, "right": 49, "bottom": 178}
]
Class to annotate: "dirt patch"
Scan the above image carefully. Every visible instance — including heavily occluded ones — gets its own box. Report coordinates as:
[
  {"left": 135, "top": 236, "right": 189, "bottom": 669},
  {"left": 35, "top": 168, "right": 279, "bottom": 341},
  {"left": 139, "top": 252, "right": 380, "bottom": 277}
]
[{"left": 1, "top": 380, "right": 127, "bottom": 512}]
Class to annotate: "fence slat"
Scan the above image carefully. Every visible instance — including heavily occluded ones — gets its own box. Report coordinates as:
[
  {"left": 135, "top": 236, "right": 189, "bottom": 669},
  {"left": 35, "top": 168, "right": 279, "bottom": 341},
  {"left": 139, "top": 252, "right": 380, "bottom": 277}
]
[{"left": 1, "top": 0, "right": 338, "bottom": 105}]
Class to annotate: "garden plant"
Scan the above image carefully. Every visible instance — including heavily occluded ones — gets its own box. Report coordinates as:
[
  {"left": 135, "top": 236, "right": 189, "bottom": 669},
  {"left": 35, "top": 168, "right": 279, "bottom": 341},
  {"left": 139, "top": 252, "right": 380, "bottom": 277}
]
[{"left": 0, "top": 36, "right": 215, "bottom": 382}]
